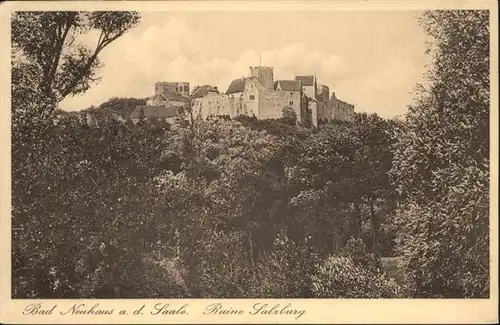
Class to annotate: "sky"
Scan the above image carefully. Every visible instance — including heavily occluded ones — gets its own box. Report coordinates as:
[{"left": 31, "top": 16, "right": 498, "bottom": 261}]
[{"left": 59, "top": 11, "right": 432, "bottom": 117}]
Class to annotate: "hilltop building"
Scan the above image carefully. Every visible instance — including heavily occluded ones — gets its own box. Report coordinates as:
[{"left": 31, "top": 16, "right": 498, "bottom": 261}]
[
  {"left": 133, "top": 66, "right": 354, "bottom": 126},
  {"left": 193, "top": 66, "right": 306, "bottom": 123},
  {"left": 191, "top": 66, "right": 354, "bottom": 127}
]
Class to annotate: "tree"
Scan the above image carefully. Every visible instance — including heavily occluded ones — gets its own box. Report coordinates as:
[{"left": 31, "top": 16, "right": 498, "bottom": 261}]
[
  {"left": 98, "top": 97, "right": 147, "bottom": 117},
  {"left": 287, "top": 113, "right": 397, "bottom": 257},
  {"left": 11, "top": 11, "right": 141, "bottom": 117},
  {"left": 137, "top": 107, "right": 146, "bottom": 122},
  {"left": 281, "top": 106, "right": 297, "bottom": 126},
  {"left": 391, "top": 10, "right": 490, "bottom": 297},
  {"left": 11, "top": 113, "right": 186, "bottom": 298}
]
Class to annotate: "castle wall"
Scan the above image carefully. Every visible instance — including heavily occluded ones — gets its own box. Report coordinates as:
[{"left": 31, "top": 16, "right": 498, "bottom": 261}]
[
  {"left": 194, "top": 92, "right": 354, "bottom": 124},
  {"left": 195, "top": 86, "right": 301, "bottom": 122},
  {"left": 193, "top": 93, "right": 232, "bottom": 118},
  {"left": 258, "top": 90, "right": 301, "bottom": 120},
  {"left": 330, "top": 96, "right": 355, "bottom": 121},
  {"left": 317, "top": 101, "right": 330, "bottom": 122}
]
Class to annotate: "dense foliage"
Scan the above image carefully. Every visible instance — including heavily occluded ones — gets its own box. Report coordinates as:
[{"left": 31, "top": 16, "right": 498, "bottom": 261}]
[
  {"left": 311, "top": 238, "right": 401, "bottom": 298},
  {"left": 11, "top": 10, "right": 490, "bottom": 298},
  {"left": 12, "top": 110, "right": 401, "bottom": 298},
  {"left": 390, "top": 10, "right": 490, "bottom": 298}
]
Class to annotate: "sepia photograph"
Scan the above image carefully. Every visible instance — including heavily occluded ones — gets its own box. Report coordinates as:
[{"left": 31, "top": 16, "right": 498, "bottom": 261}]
[
  {"left": 1, "top": 1, "right": 498, "bottom": 322},
  {"left": 8, "top": 6, "right": 493, "bottom": 299}
]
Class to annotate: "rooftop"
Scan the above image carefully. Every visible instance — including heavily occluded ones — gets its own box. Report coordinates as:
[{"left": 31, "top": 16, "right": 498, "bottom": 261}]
[
  {"left": 149, "top": 93, "right": 168, "bottom": 101},
  {"left": 163, "top": 92, "right": 190, "bottom": 103},
  {"left": 192, "top": 85, "right": 219, "bottom": 98},
  {"left": 295, "top": 75, "right": 315, "bottom": 87},
  {"left": 226, "top": 77, "right": 257, "bottom": 95},
  {"left": 274, "top": 80, "right": 302, "bottom": 92}
]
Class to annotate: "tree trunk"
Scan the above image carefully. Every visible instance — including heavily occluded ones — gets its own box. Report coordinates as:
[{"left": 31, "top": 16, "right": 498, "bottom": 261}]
[
  {"left": 369, "top": 197, "right": 380, "bottom": 257},
  {"left": 248, "top": 228, "right": 255, "bottom": 268},
  {"left": 351, "top": 201, "right": 362, "bottom": 239}
]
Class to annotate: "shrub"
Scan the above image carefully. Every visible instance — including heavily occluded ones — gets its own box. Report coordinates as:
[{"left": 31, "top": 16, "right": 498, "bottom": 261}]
[
  {"left": 184, "top": 230, "right": 255, "bottom": 298},
  {"left": 341, "top": 237, "right": 378, "bottom": 269},
  {"left": 311, "top": 238, "right": 401, "bottom": 298},
  {"left": 311, "top": 255, "right": 401, "bottom": 298},
  {"left": 250, "top": 232, "right": 319, "bottom": 298},
  {"left": 281, "top": 106, "right": 297, "bottom": 126}
]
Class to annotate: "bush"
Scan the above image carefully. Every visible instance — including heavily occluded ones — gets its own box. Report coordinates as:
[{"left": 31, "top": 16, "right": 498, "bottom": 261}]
[
  {"left": 281, "top": 106, "right": 297, "bottom": 126},
  {"left": 311, "top": 238, "right": 401, "bottom": 298},
  {"left": 311, "top": 255, "right": 401, "bottom": 298},
  {"left": 341, "top": 237, "right": 378, "bottom": 269},
  {"left": 184, "top": 230, "right": 255, "bottom": 298},
  {"left": 250, "top": 232, "right": 319, "bottom": 298}
]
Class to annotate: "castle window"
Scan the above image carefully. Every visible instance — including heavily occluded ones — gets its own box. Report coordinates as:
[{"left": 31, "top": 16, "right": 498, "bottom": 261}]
[
  {"left": 249, "top": 95, "right": 255, "bottom": 100},
  {"left": 289, "top": 101, "right": 294, "bottom": 105}
]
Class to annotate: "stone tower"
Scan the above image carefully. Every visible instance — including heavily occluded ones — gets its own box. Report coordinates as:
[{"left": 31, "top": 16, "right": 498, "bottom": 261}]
[
  {"left": 249, "top": 66, "right": 274, "bottom": 91},
  {"left": 155, "top": 81, "right": 190, "bottom": 98},
  {"left": 317, "top": 85, "right": 330, "bottom": 103}
]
